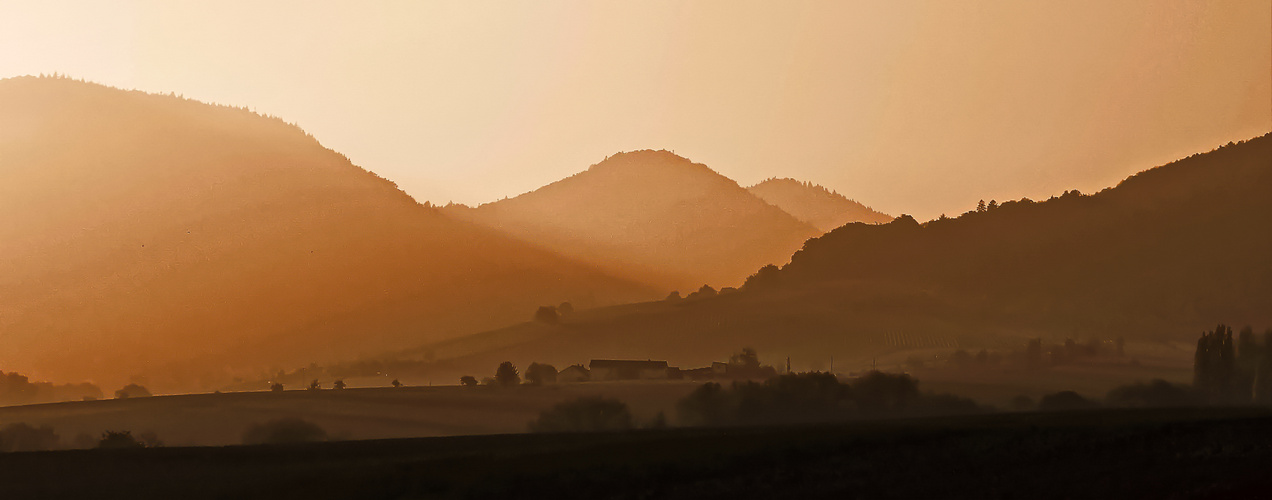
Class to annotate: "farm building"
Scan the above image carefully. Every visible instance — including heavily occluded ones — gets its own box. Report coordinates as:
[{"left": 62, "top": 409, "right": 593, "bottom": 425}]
[
  {"left": 558, "top": 364, "right": 590, "bottom": 383},
  {"left": 588, "top": 359, "right": 669, "bottom": 381}
]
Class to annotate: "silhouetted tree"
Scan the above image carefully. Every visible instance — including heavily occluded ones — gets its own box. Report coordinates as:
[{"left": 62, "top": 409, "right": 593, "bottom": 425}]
[
  {"left": 270, "top": 383, "right": 284, "bottom": 392},
  {"left": 308, "top": 379, "right": 320, "bottom": 391},
  {"left": 97, "top": 431, "right": 144, "bottom": 449},
  {"left": 665, "top": 291, "right": 682, "bottom": 301},
  {"left": 1256, "top": 328, "right": 1272, "bottom": 404},
  {"left": 495, "top": 362, "right": 520, "bottom": 387},
  {"left": 1237, "top": 326, "right": 1258, "bottom": 373},
  {"left": 987, "top": 200, "right": 998, "bottom": 210},
  {"left": 1038, "top": 391, "right": 1098, "bottom": 411},
  {"left": 332, "top": 380, "right": 346, "bottom": 390},
  {"left": 525, "top": 363, "right": 558, "bottom": 385},
  {"left": 459, "top": 376, "right": 478, "bottom": 387},
  {"left": 1195, "top": 324, "right": 1243, "bottom": 403},
  {"left": 976, "top": 200, "right": 986, "bottom": 213},
  {"left": 1025, "top": 339, "right": 1043, "bottom": 369},
  {"left": 851, "top": 371, "right": 919, "bottom": 414},
  {"left": 392, "top": 379, "right": 403, "bottom": 388},
  {"left": 529, "top": 397, "right": 633, "bottom": 433},
  {"left": 0, "top": 423, "right": 60, "bottom": 452},
  {"left": 557, "top": 302, "right": 574, "bottom": 317},
  {"left": 729, "top": 348, "right": 761, "bottom": 370},
  {"left": 534, "top": 306, "right": 560, "bottom": 325},
  {"left": 241, "top": 418, "right": 327, "bottom": 445},
  {"left": 114, "top": 384, "right": 151, "bottom": 399},
  {"left": 676, "top": 382, "right": 734, "bottom": 426}
]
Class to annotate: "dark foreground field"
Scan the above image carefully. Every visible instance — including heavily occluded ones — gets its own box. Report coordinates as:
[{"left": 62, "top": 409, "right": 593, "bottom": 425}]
[{"left": 3, "top": 408, "right": 1272, "bottom": 499}]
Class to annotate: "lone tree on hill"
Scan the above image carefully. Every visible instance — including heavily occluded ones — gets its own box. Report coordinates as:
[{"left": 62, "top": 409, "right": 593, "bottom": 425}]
[
  {"left": 525, "top": 363, "right": 559, "bottom": 385},
  {"left": 98, "top": 431, "right": 144, "bottom": 449},
  {"left": 534, "top": 306, "right": 560, "bottom": 325},
  {"left": 114, "top": 384, "right": 152, "bottom": 399},
  {"left": 459, "top": 375, "right": 478, "bottom": 387},
  {"left": 391, "top": 379, "right": 402, "bottom": 388},
  {"left": 496, "top": 362, "right": 521, "bottom": 387}
]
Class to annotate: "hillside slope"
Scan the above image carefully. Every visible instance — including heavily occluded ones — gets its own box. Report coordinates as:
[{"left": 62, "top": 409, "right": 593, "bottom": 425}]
[
  {"left": 446, "top": 151, "right": 821, "bottom": 290},
  {"left": 375, "top": 134, "right": 1271, "bottom": 379},
  {"left": 0, "top": 76, "right": 654, "bottom": 390},
  {"left": 747, "top": 178, "right": 892, "bottom": 231}
]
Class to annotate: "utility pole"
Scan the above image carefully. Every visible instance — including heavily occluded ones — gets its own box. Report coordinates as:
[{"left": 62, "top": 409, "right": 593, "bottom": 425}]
[{"left": 786, "top": 356, "right": 791, "bottom": 374}]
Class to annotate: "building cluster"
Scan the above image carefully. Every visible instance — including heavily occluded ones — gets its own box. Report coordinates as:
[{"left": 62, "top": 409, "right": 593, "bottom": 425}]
[{"left": 558, "top": 359, "right": 764, "bottom": 383}]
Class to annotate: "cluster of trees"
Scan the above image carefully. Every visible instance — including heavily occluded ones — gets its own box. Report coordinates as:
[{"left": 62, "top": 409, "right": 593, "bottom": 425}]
[
  {"left": 0, "top": 371, "right": 103, "bottom": 406},
  {"left": 114, "top": 383, "right": 151, "bottom": 399},
  {"left": 1194, "top": 324, "right": 1272, "bottom": 404},
  {"left": 533, "top": 302, "right": 574, "bottom": 325},
  {"left": 676, "top": 371, "right": 981, "bottom": 426},
  {"left": 665, "top": 284, "right": 739, "bottom": 301},
  {"left": 528, "top": 397, "right": 634, "bottom": 433},
  {"left": 0, "top": 424, "right": 164, "bottom": 452},
  {"left": 463, "top": 361, "right": 561, "bottom": 387}
]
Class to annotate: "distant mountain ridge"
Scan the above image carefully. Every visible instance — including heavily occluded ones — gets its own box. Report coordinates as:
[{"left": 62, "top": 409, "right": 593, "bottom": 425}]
[
  {"left": 445, "top": 150, "right": 822, "bottom": 290},
  {"left": 748, "top": 178, "right": 892, "bottom": 231},
  {"left": 364, "top": 134, "right": 1272, "bottom": 382},
  {"left": 0, "top": 76, "right": 655, "bottom": 390}
]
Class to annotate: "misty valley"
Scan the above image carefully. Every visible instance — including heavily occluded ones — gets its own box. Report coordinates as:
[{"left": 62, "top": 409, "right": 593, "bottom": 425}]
[{"left": 0, "top": 8, "right": 1269, "bottom": 496}]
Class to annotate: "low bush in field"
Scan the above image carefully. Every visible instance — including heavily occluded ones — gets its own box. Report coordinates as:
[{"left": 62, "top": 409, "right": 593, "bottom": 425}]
[{"left": 242, "top": 418, "right": 328, "bottom": 445}]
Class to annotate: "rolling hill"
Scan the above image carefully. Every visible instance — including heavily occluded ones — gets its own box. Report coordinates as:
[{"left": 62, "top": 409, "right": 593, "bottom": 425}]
[
  {"left": 747, "top": 178, "right": 892, "bottom": 231},
  {"left": 0, "top": 76, "right": 655, "bottom": 391},
  {"left": 445, "top": 150, "right": 821, "bottom": 291},
  {"left": 361, "top": 134, "right": 1271, "bottom": 382}
]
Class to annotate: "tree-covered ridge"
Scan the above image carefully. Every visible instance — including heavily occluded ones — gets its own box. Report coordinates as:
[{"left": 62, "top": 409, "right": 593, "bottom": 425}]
[
  {"left": 748, "top": 177, "right": 892, "bottom": 231},
  {"left": 746, "top": 133, "right": 1271, "bottom": 338}
]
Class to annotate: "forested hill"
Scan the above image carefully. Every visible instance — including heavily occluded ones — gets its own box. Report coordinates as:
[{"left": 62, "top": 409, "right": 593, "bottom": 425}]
[
  {"left": 368, "top": 134, "right": 1271, "bottom": 384},
  {"left": 754, "top": 133, "right": 1272, "bottom": 334},
  {"left": 747, "top": 178, "right": 892, "bottom": 231},
  {"left": 446, "top": 150, "right": 820, "bottom": 291},
  {"left": 0, "top": 76, "right": 654, "bottom": 390}
]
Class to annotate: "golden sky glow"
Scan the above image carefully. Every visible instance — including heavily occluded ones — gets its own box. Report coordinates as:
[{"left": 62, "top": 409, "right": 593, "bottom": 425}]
[{"left": 2, "top": 0, "right": 1268, "bottom": 220}]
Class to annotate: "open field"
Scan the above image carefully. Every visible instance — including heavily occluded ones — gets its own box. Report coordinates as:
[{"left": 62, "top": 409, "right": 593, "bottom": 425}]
[
  {"left": 0, "top": 382, "right": 698, "bottom": 447},
  {"left": 2, "top": 407, "right": 1271, "bottom": 499}
]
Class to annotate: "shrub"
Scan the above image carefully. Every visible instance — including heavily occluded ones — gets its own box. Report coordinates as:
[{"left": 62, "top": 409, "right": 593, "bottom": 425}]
[
  {"left": 114, "top": 384, "right": 152, "bottom": 399},
  {"left": 97, "top": 431, "right": 144, "bottom": 449},
  {"left": 0, "top": 423, "right": 59, "bottom": 452},
  {"left": 1039, "top": 391, "right": 1099, "bottom": 411},
  {"left": 525, "top": 363, "right": 558, "bottom": 385},
  {"left": 1106, "top": 379, "right": 1195, "bottom": 408},
  {"left": 534, "top": 306, "right": 559, "bottom": 325},
  {"left": 529, "top": 397, "right": 633, "bottom": 433},
  {"left": 241, "top": 418, "right": 328, "bottom": 445},
  {"left": 851, "top": 371, "right": 919, "bottom": 413}
]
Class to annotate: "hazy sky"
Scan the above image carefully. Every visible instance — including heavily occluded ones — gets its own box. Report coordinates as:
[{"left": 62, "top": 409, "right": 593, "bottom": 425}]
[{"left": 2, "top": 1, "right": 1268, "bottom": 220}]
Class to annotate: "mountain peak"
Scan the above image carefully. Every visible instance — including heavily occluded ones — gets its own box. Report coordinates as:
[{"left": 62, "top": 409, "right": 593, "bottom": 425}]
[
  {"left": 449, "top": 152, "right": 819, "bottom": 289},
  {"left": 748, "top": 177, "right": 893, "bottom": 231}
]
